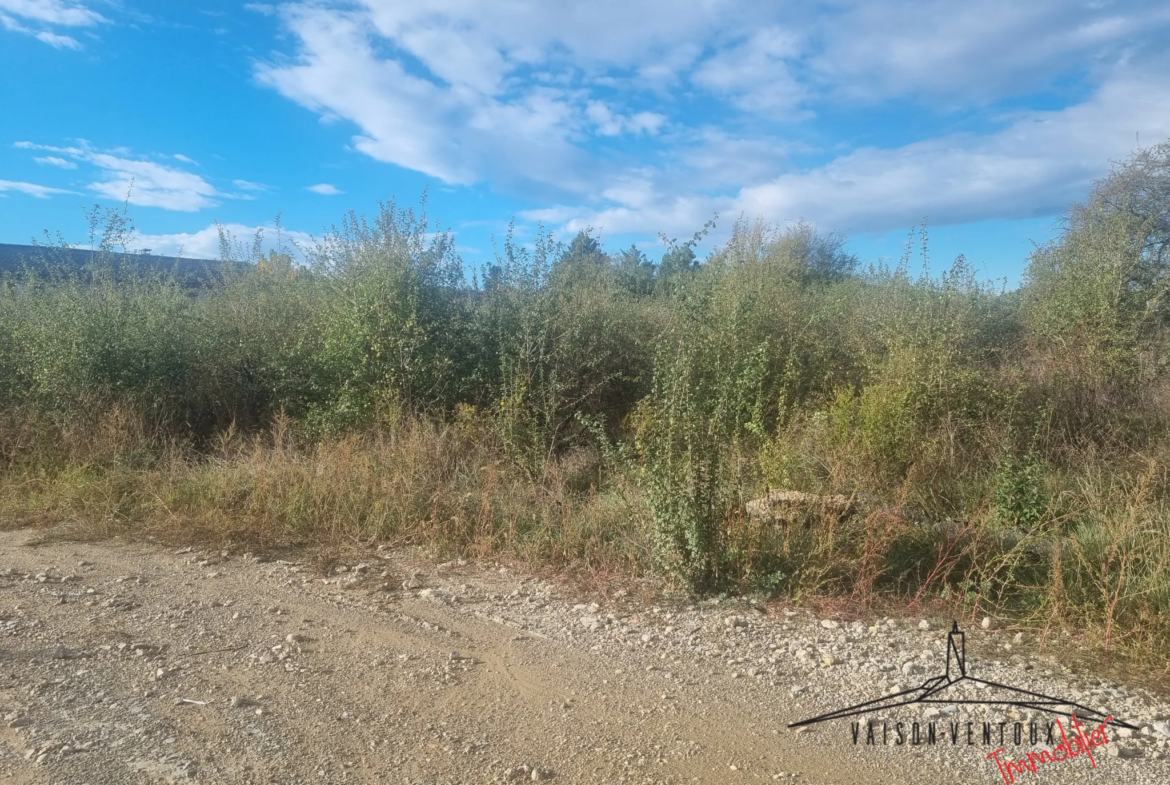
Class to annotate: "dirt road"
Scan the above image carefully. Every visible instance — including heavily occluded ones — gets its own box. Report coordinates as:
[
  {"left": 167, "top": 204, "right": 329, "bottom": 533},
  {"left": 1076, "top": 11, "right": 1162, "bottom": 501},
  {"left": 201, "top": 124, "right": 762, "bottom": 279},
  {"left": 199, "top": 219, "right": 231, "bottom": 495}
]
[{"left": 1, "top": 529, "right": 1167, "bottom": 784}]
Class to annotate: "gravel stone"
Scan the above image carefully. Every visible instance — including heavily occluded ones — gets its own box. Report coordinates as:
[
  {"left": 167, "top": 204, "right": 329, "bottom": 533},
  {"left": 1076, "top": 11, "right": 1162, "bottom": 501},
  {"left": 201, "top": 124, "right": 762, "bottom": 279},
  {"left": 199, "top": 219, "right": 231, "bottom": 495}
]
[{"left": 1, "top": 528, "right": 1166, "bottom": 785}]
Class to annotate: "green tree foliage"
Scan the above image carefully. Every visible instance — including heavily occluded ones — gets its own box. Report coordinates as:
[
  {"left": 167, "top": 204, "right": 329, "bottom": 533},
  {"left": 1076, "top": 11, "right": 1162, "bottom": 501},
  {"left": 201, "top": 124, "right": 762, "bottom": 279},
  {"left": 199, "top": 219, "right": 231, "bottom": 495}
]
[
  {"left": 305, "top": 200, "right": 473, "bottom": 432},
  {"left": 614, "top": 244, "right": 656, "bottom": 296},
  {"left": 1022, "top": 142, "right": 1170, "bottom": 443},
  {"left": 552, "top": 230, "right": 608, "bottom": 287},
  {"left": 658, "top": 244, "right": 697, "bottom": 282}
]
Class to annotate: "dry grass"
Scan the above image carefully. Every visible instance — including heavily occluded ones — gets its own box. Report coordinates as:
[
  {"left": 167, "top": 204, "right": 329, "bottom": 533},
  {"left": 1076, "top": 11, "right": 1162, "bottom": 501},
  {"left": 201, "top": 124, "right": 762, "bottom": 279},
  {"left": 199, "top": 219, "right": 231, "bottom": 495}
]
[
  {"left": 4, "top": 404, "right": 1170, "bottom": 676},
  {"left": 0, "top": 410, "right": 654, "bottom": 586}
]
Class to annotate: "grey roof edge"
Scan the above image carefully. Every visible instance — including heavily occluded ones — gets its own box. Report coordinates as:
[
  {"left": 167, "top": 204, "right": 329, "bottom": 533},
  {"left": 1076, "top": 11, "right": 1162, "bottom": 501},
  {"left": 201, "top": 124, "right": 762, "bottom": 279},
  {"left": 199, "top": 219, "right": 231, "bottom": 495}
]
[{"left": 0, "top": 243, "right": 248, "bottom": 282}]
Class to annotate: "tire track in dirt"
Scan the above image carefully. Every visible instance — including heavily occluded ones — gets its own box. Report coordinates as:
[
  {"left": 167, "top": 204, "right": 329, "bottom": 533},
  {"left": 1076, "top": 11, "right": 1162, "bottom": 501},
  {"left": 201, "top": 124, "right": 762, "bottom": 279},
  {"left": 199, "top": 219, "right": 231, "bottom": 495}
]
[{"left": 2, "top": 529, "right": 1167, "bottom": 784}]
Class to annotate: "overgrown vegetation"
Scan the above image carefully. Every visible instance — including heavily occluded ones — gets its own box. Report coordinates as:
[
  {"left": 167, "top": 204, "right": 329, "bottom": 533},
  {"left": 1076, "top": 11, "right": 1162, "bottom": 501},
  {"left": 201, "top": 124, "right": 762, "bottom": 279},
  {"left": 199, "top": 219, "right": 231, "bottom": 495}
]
[{"left": 3, "top": 143, "right": 1170, "bottom": 663}]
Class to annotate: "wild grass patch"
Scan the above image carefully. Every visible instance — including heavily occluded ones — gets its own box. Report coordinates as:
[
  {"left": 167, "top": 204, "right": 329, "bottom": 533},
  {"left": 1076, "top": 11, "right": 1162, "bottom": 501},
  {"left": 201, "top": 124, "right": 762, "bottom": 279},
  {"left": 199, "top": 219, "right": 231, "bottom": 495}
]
[{"left": 4, "top": 143, "right": 1170, "bottom": 665}]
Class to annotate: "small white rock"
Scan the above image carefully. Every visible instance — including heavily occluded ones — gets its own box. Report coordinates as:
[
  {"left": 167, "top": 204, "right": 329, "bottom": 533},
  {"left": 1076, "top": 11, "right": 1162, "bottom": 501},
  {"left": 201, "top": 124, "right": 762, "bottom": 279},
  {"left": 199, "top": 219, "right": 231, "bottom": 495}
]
[{"left": 1107, "top": 744, "right": 1142, "bottom": 759}]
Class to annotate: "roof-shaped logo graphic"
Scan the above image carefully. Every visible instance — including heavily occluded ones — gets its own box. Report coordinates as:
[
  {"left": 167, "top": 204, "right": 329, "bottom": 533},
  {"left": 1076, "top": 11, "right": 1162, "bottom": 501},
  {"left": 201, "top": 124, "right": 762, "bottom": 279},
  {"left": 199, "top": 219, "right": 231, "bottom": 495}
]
[{"left": 788, "top": 622, "right": 1138, "bottom": 731}]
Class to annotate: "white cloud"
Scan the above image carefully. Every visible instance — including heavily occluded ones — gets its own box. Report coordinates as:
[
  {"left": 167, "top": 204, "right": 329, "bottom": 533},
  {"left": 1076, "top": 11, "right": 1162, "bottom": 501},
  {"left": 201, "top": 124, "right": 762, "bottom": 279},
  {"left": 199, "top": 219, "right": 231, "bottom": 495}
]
[
  {"left": 255, "top": 2, "right": 1167, "bottom": 200},
  {"left": 0, "top": 179, "right": 75, "bottom": 198},
  {"left": 255, "top": 4, "right": 595, "bottom": 195},
  {"left": 525, "top": 192, "right": 732, "bottom": 243},
  {"left": 87, "top": 154, "right": 219, "bottom": 211},
  {"left": 34, "top": 155, "right": 77, "bottom": 169},
  {"left": 2, "top": 12, "right": 30, "bottom": 34},
  {"left": 358, "top": 0, "right": 735, "bottom": 74},
  {"left": 812, "top": 1, "right": 1170, "bottom": 104},
  {"left": 532, "top": 73, "right": 1170, "bottom": 239},
  {"left": 16, "top": 141, "right": 222, "bottom": 211},
  {"left": 130, "top": 222, "right": 315, "bottom": 261},
  {"left": 734, "top": 75, "right": 1170, "bottom": 234},
  {"left": 224, "top": 180, "right": 269, "bottom": 200},
  {"left": 585, "top": 102, "right": 666, "bottom": 137},
  {"left": 691, "top": 27, "right": 807, "bottom": 115},
  {"left": 14, "top": 140, "right": 83, "bottom": 154},
  {"left": 173, "top": 153, "right": 197, "bottom": 164},
  {"left": 34, "top": 29, "right": 79, "bottom": 48},
  {"left": 0, "top": 0, "right": 105, "bottom": 26},
  {"left": 0, "top": 0, "right": 105, "bottom": 48},
  {"left": 675, "top": 129, "right": 801, "bottom": 190},
  {"left": 248, "top": 0, "right": 1170, "bottom": 244},
  {"left": 255, "top": 1, "right": 758, "bottom": 196},
  {"left": 307, "top": 183, "right": 342, "bottom": 195},
  {"left": 395, "top": 22, "right": 510, "bottom": 96}
]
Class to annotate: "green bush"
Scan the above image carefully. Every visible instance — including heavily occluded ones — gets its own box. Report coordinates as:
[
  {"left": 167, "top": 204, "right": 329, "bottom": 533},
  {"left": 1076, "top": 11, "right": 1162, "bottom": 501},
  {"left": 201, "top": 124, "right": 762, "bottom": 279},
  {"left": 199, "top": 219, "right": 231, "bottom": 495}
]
[{"left": 4, "top": 141, "right": 1170, "bottom": 661}]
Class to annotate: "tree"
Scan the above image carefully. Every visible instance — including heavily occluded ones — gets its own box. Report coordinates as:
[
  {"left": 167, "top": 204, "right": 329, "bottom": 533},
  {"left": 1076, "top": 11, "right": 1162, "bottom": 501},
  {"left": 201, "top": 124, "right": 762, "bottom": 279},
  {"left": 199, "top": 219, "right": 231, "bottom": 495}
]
[
  {"left": 615, "top": 243, "right": 656, "bottom": 296},
  {"left": 658, "top": 244, "right": 697, "bottom": 281},
  {"left": 656, "top": 215, "right": 717, "bottom": 293},
  {"left": 1023, "top": 139, "right": 1170, "bottom": 388},
  {"left": 768, "top": 220, "right": 858, "bottom": 282},
  {"left": 557, "top": 230, "right": 605, "bottom": 268},
  {"left": 1080, "top": 140, "right": 1170, "bottom": 294}
]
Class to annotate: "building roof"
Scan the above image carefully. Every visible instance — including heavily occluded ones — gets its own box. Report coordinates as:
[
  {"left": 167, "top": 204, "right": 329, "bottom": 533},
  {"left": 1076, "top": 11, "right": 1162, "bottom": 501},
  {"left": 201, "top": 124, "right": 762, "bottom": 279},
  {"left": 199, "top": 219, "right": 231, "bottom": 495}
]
[{"left": 0, "top": 243, "right": 244, "bottom": 284}]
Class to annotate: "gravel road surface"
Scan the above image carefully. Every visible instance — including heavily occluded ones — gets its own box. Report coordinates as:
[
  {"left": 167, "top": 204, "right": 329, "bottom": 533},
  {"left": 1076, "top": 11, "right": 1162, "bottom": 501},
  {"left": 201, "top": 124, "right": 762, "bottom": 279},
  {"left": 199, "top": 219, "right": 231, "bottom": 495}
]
[{"left": 2, "top": 529, "right": 1168, "bottom": 784}]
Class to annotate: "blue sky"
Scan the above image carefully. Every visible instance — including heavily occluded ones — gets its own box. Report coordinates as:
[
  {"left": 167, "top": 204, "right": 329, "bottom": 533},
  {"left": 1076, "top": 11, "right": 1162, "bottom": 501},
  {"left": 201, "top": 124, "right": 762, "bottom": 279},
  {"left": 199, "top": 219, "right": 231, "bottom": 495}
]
[{"left": 2, "top": 1, "right": 1169, "bottom": 286}]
